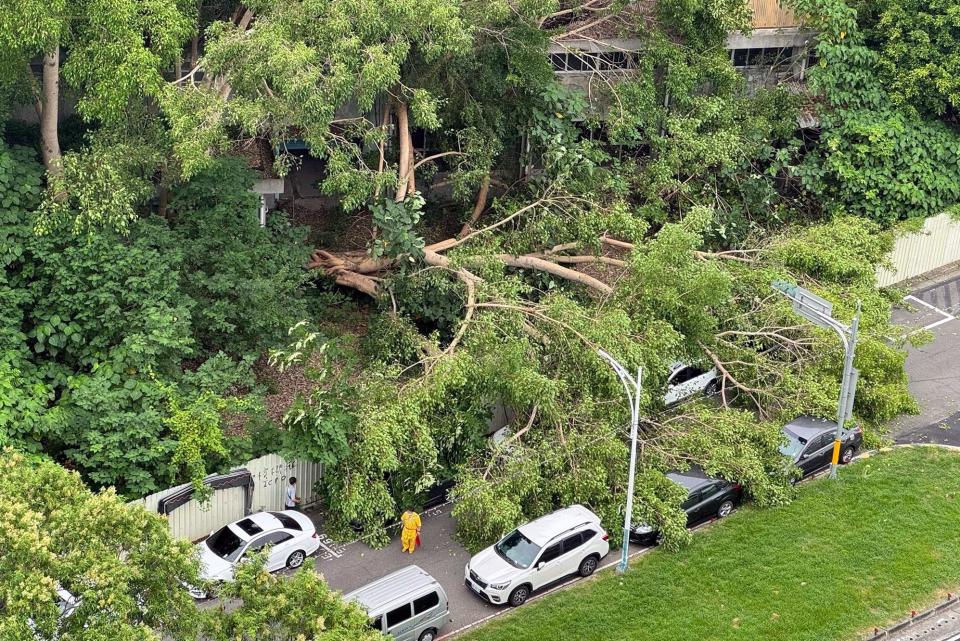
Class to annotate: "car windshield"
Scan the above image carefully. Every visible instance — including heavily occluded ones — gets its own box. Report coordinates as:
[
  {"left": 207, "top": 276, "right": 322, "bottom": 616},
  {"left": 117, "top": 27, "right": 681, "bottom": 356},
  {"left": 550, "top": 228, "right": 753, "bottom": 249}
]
[
  {"left": 494, "top": 530, "right": 541, "bottom": 569},
  {"left": 206, "top": 525, "right": 244, "bottom": 561},
  {"left": 778, "top": 432, "right": 807, "bottom": 458}
]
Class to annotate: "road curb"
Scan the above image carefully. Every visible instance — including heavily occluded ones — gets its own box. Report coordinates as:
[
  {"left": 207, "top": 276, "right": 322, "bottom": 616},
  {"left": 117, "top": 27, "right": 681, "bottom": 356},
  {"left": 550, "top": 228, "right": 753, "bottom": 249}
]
[{"left": 862, "top": 594, "right": 960, "bottom": 640}]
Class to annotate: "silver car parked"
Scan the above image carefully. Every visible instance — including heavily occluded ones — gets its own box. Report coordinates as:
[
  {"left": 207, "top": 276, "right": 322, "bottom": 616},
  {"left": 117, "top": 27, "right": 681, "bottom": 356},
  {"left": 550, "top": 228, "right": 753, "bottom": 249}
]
[{"left": 345, "top": 565, "right": 451, "bottom": 641}]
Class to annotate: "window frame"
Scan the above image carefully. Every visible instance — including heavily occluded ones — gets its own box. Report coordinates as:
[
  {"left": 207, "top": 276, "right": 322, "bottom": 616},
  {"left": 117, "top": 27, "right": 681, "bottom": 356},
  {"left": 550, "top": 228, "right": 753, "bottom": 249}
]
[
  {"left": 537, "top": 542, "right": 563, "bottom": 565},
  {"left": 561, "top": 532, "right": 584, "bottom": 555},
  {"left": 386, "top": 603, "right": 413, "bottom": 629},
  {"left": 413, "top": 591, "right": 441, "bottom": 615}
]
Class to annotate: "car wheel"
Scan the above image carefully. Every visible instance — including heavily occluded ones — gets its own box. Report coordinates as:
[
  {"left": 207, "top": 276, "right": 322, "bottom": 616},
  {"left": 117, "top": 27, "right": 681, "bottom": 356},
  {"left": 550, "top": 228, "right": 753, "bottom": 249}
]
[
  {"left": 704, "top": 380, "right": 720, "bottom": 396},
  {"left": 286, "top": 550, "right": 306, "bottom": 569},
  {"left": 578, "top": 555, "right": 598, "bottom": 577},
  {"left": 509, "top": 585, "right": 530, "bottom": 607},
  {"left": 841, "top": 447, "right": 855, "bottom": 465},
  {"left": 419, "top": 629, "right": 437, "bottom": 641},
  {"left": 717, "top": 499, "right": 735, "bottom": 519}
]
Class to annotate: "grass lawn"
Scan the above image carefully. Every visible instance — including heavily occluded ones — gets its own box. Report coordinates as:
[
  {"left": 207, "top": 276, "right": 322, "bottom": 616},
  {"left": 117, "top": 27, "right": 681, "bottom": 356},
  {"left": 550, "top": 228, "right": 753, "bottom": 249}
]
[{"left": 461, "top": 447, "right": 960, "bottom": 641}]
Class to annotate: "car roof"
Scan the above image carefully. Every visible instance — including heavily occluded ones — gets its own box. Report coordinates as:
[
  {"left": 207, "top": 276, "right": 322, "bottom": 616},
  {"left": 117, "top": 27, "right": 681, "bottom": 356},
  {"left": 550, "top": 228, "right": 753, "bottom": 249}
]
[
  {"left": 518, "top": 504, "right": 600, "bottom": 546},
  {"left": 783, "top": 415, "right": 837, "bottom": 441},
  {"left": 666, "top": 469, "right": 717, "bottom": 492},
  {"left": 344, "top": 565, "right": 442, "bottom": 616},
  {"left": 228, "top": 512, "right": 283, "bottom": 541}
]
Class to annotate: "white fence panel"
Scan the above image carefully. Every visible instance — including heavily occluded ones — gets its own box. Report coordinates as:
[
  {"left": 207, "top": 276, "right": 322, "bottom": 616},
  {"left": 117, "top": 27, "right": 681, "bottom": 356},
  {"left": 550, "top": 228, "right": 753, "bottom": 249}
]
[
  {"left": 246, "top": 453, "right": 323, "bottom": 513},
  {"left": 878, "top": 213, "right": 960, "bottom": 286},
  {"left": 130, "top": 455, "right": 323, "bottom": 542},
  {"left": 130, "top": 482, "right": 247, "bottom": 542}
]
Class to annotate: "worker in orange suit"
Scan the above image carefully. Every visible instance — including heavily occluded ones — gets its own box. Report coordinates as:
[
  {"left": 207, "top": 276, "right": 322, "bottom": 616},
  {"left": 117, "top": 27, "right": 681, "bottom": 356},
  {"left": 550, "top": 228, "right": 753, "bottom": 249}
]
[{"left": 400, "top": 508, "right": 421, "bottom": 554}]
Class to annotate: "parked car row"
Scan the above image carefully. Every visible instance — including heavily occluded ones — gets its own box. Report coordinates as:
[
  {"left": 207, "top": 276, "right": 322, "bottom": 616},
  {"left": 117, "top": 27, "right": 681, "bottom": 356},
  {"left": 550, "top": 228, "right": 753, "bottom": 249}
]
[{"left": 186, "top": 413, "right": 863, "bottom": 641}]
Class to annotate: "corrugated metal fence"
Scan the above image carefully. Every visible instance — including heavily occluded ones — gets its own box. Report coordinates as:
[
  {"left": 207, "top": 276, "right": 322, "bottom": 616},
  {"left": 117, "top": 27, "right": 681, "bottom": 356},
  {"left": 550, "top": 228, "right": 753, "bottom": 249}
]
[
  {"left": 749, "top": 0, "right": 800, "bottom": 29},
  {"left": 877, "top": 213, "right": 960, "bottom": 287},
  {"left": 130, "top": 453, "right": 322, "bottom": 542}
]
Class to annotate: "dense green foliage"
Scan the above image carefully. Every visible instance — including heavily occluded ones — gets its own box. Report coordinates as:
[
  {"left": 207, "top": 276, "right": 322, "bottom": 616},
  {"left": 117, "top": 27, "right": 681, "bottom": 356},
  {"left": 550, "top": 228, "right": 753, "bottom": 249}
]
[
  {"left": 0, "top": 0, "right": 943, "bottom": 582},
  {"left": 461, "top": 447, "right": 960, "bottom": 641},
  {"left": 0, "top": 449, "right": 384, "bottom": 641},
  {"left": 0, "top": 145, "right": 311, "bottom": 496},
  {"left": 0, "top": 449, "right": 202, "bottom": 641},
  {"left": 789, "top": 0, "right": 960, "bottom": 224},
  {"left": 203, "top": 552, "right": 385, "bottom": 641},
  {"left": 850, "top": 0, "right": 960, "bottom": 119}
]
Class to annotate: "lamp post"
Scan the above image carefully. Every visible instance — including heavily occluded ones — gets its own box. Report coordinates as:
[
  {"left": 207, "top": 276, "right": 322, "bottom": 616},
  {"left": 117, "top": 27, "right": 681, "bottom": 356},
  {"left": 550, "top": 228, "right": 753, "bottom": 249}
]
[
  {"left": 598, "top": 349, "right": 642, "bottom": 572},
  {"left": 772, "top": 281, "right": 861, "bottom": 479}
]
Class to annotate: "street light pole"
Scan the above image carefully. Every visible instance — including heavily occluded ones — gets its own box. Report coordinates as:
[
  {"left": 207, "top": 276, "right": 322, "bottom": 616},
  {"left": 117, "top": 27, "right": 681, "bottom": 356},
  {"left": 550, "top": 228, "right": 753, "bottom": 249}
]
[
  {"left": 772, "top": 282, "right": 862, "bottom": 479},
  {"left": 598, "top": 349, "right": 642, "bottom": 573}
]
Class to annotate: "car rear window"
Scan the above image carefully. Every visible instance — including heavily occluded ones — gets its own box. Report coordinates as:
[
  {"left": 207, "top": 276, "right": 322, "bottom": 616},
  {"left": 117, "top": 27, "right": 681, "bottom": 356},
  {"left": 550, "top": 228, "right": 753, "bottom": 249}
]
[
  {"left": 269, "top": 512, "right": 302, "bottom": 531},
  {"left": 235, "top": 518, "right": 264, "bottom": 536},
  {"left": 207, "top": 525, "right": 243, "bottom": 560}
]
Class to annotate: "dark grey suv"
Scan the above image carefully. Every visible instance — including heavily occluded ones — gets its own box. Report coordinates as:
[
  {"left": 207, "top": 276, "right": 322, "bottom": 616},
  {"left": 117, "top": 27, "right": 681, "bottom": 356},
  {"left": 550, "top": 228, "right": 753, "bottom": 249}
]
[{"left": 780, "top": 415, "right": 863, "bottom": 479}]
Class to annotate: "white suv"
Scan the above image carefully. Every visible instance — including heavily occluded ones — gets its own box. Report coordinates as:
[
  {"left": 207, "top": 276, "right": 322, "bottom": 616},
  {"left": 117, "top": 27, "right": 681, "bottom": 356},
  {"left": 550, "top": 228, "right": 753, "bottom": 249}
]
[{"left": 464, "top": 505, "right": 610, "bottom": 607}]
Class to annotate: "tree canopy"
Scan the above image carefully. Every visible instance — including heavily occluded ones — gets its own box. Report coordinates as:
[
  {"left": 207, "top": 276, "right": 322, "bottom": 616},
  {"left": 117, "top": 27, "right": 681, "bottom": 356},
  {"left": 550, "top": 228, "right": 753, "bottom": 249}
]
[{"left": 0, "top": 0, "right": 951, "bottom": 600}]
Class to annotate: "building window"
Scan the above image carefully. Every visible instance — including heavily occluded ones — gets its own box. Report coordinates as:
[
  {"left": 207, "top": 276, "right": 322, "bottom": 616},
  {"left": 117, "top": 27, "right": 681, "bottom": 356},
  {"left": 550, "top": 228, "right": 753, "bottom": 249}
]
[
  {"left": 730, "top": 46, "right": 796, "bottom": 69},
  {"left": 550, "top": 50, "right": 639, "bottom": 73}
]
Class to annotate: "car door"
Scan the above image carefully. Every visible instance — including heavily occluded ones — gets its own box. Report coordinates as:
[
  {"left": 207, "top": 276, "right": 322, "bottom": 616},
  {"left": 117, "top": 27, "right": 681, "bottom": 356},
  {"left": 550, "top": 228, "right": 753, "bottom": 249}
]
[
  {"left": 689, "top": 484, "right": 722, "bottom": 527},
  {"left": 384, "top": 602, "right": 415, "bottom": 641},
  {"left": 239, "top": 531, "right": 290, "bottom": 572},
  {"left": 681, "top": 490, "right": 704, "bottom": 527},
  {"left": 265, "top": 531, "right": 295, "bottom": 571},
  {"left": 531, "top": 539, "right": 567, "bottom": 589},
  {"left": 799, "top": 434, "right": 832, "bottom": 474},
  {"left": 666, "top": 366, "right": 708, "bottom": 404}
]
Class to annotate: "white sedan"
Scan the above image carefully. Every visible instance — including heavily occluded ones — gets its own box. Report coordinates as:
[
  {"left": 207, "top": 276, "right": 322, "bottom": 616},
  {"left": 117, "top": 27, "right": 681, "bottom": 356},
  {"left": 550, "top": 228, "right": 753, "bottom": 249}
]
[
  {"left": 191, "top": 510, "right": 320, "bottom": 598},
  {"left": 663, "top": 361, "right": 719, "bottom": 406}
]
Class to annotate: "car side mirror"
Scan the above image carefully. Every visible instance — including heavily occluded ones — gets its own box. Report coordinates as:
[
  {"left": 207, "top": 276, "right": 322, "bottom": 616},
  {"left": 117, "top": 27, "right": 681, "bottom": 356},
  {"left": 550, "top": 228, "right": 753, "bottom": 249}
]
[
  {"left": 536, "top": 562, "right": 545, "bottom": 571},
  {"left": 800, "top": 452, "right": 810, "bottom": 460}
]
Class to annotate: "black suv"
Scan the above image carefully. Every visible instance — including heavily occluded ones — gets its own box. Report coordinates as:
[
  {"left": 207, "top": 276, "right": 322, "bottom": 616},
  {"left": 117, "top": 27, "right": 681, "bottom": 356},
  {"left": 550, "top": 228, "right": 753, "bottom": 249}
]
[
  {"left": 631, "top": 470, "right": 743, "bottom": 544},
  {"left": 779, "top": 415, "right": 863, "bottom": 479}
]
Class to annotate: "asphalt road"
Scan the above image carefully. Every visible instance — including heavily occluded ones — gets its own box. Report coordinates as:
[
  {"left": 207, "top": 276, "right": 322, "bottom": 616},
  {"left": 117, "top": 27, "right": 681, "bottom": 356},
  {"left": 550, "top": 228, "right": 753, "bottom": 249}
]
[
  {"left": 306, "top": 503, "right": 652, "bottom": 639},
  {"left": 889, "top": 268, "right": 960, "bottom": 445}
]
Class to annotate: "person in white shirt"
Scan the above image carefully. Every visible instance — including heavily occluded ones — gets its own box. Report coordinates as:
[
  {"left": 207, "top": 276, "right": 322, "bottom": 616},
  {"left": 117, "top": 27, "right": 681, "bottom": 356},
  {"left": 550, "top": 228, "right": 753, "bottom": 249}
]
[{"left": 285, "top": 477, "right": 302, "bottom": 511}]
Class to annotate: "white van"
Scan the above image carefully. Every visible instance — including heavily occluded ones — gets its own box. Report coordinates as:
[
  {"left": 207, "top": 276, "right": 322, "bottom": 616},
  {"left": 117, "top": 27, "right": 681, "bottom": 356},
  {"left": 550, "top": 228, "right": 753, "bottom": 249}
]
[{"left": 345, "top": 565, "right": 451, "bottom": 641}]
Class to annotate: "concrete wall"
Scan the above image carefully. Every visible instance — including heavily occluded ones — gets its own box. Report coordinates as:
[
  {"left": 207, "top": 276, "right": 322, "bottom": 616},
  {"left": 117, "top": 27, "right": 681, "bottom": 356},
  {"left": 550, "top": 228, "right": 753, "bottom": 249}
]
[{"left": 878, "top": 213, "right": 960, "bottom": 287}]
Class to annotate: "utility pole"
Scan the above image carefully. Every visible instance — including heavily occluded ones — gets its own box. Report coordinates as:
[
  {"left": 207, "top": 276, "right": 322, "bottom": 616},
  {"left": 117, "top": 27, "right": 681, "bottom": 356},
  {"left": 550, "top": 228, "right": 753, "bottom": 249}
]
[
  {"left": 772, "top": 281, "right": 861, "bottom": 479},
  {"left": 598, "top": 349, "right": 642, "bottom": 572}
]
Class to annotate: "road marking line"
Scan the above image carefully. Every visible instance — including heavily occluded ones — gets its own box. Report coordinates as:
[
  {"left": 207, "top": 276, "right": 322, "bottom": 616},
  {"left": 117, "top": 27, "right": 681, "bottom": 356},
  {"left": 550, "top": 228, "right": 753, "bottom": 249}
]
[
  {"left": 316, "top": 539, "right": 342, "bottom": 559},
  {"left": 904, "top": 295, "right": 956, "bottom": 330}
]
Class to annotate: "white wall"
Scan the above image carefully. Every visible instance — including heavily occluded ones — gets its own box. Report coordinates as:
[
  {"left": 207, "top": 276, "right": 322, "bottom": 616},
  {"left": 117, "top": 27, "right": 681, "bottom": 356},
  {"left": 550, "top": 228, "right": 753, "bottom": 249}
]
[{"left": 877, "top": 213, "right": 960, "bottom": 286}]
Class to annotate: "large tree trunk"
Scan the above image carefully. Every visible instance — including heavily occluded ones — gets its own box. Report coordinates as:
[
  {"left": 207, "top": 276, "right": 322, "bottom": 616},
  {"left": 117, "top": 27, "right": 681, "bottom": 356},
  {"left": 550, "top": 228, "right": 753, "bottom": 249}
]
[
  {"left": 39, "top": 48, "right": 62, "bottom": 177},
  {"left": 394, "top": 99, "right": 412, "bottom": 202}
]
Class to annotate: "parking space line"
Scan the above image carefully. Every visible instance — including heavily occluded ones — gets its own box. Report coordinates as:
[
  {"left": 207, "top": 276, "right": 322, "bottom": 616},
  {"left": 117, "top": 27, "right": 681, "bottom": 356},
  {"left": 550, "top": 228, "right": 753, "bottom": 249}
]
[
  {"left": 904, "top": 295, "right": 956, "bottom": 330},
  {"left": 316, "top": 539, "right": 343, "bottom": 559}
]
